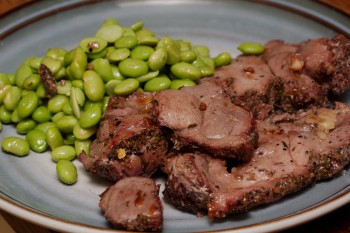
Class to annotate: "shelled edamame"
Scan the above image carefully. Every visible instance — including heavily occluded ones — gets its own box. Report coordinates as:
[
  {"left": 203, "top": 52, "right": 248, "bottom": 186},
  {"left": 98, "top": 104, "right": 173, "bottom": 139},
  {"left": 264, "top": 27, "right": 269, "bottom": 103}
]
[{"left": 0, "top": 18, "right": 236, "bottom": 185}]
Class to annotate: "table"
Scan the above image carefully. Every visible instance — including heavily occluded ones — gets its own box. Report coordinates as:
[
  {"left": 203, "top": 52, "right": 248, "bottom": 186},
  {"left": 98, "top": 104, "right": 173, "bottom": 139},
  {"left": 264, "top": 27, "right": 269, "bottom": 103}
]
[{"left": 0, "top": 0, "right": 349, "bottom": 232}]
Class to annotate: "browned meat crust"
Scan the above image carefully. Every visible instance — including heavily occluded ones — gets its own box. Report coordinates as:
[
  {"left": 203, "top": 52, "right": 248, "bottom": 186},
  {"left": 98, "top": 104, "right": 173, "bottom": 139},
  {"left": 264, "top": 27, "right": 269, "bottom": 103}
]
[{"left": 78, "top": 93, "right": 169, "bottom": 182}]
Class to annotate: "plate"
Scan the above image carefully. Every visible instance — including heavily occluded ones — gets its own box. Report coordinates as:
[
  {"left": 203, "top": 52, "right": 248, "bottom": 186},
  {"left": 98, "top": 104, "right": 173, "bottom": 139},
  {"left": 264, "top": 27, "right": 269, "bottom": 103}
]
[{"left": 0, "top": 1, "right": 350, "bottom": 232}]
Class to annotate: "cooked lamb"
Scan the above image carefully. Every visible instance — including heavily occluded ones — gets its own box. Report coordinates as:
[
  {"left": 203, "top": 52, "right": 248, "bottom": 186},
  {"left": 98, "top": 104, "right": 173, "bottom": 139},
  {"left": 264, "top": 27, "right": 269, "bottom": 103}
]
[
  {"left": 78, "top": 34, "right": 350, "bottom": 231},
  {"left": 263, "top": 34, "right": 350, "bottom": 112},
  {"left": 99, "top": 177, "right": 163, "bottom": 232},
  {"left": 153, "top": 81, "right": 258, "bottom": 160},
  {"left": 162, "top": 103, "right": 350, "bottom": 219},
  {"left": 202, "top": 56, "right": 279, "bottom": 119},
  {"left": 78, "top": 92, "right": 169, "bottom": 182}
]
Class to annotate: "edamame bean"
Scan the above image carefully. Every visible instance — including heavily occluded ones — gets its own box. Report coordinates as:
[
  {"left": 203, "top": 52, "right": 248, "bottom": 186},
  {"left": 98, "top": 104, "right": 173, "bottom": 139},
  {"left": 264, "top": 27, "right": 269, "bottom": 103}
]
[
  {"left": 51, "top": 112, "right": 65, "bottom": 123},
  {"left": 41, "top": 57, "right": 62, "bottom": 75},
  {"left": 46, "top": 48, "right": 66, "bottom": 61},
  {"left": 75, "top": 139, "right": 92, "bottom": 156},
  {"left": 56, "top": 80, "right": 72, "bottom": 96},
  {"left": 56, "top": 159, "right": 77, "bottom": 185},
  {"left": 2, "top": 136, "right": 30, "bottom": 157},
  {"left": 90, "top": 58, "right": 114, "bottom": 83},
  {"left": 114, "top": 36, "right": 138, "bottom": 49},
  {"left": 95, "top": 24, "right": 123, "bottom": 43},
  {"left": 55, "top": 115, "right": 78, "bottom": 133},
  {"left": 0, "top": 73, "right": 11, "bottom": 86},
  {"left": 25, "top": 129, "right": 48, "bottom": 153},
  {"left": 22, "top": 74, "right": 41, "bottom": 91},
  {"left": 214, "top": 52, "right": 232, "bottom": 67},
  {"left": 64, "top": 134, "right": 76, "bottom": 145},
  {"left": 170, "top": 62, "right": 202, "bottom": 81},
  {"left": 0, "top": 105, "right": 12, "bottom": 123},
  {"left": 79, "top": 104, "right": 101, "bottom": 128},
  {"left": 63, "top": 49, "right": 75, "bottom": 67},
  {"left": 83, "top": 70, "right": 105, "bottom": 102},
  {"left": 170, "top": 79, "right": 196, "bottom": 90},
  {"left": 118, "top": 58, "right": 148, "bottom": 78},
  {"left": 101, "top": 17, "right": 120, "bottom": 27},
  {"left": 130, "top": 21, "right": 144, "bottom": 31},
  {"left": 199, "top": 66, "right": 215, "bottom": 77},
  {"left": 102, "top": 96, "right": 109, "bottom": 113},
  {"left": 32, "top": 106, "right": 51, "bottom": 123},
  {"left": 70, "top": 87, "right": 82, "bottom": 119},
  {"left": 48, "top": 94, "right": 69, "bottom": 113},
  {"left": 35, "top": 84, "right": 46, "bottom": 98},
  {"left": 110, "top": 64, "right": 125, "bottom": 80},
  {"left": 144, "top": 77, "right": 171, "bottom": 92},
  {"left": 26, "top": 56, "right": 43, "bottom": 70},
  {"left": 62, "top": 102, "right": 73, "bottom": 115},
  {"left": 135, "top": 70, "right": 159, "bottom": 83},
  {"left": 138, "top": 35, "right": 159, "bottom": 47},
  {"left": 180, "top": 50, "right": 197, "bottom": 63},
  {"left": 135, "top": 28, "right": 154, "bottom": 38},
  {"left": 237, "top": 42, "right": 265, "bottom": 55},
  {"left": 4, "top": 86, "right": 21, "bottom": 111},
  {"left": 113, "top": 78, "right": 139, "bottom": 96},
  {"left": 148, "top": 48, "right": 168, "bottom": 71},
  {"left": 35, "top": 122, "right": 56, "bottom": 133},
  {"left": 72, "top": 80, "right": 84, "bottom": 89},
  {"left": 83, "top": 100, "right": 102, "bottom": 112},
  {"left": 17, "top": 92, "right": 39, "bottom": 119},
  {"left": 11, "top": 108, "right": 22, "bottom": 123},
  {"left": 131, "top": 46, "right": 154, "bottom": 60},
  {"left": 87, "top": 47, "right": 108, "bottom": 60},
  {"left": 51, "top": 145, "right": 77, "bottom": 162},
  {"left": 0, "top": 85, "right": 11, "bottom": 105},
  {"left": 105, "top": 79, "right": 121, "bottom": 96},
  {"left": 16, "top": 119, "right": 37, "bottom": 134},
  {"left": 73, "top": 124, "right": 96, "bottom": 140},
  {"left": 165, "top": 44, "right": 181, "bottom": 65},
  {"left": 45, "top": 127, "right": 64, "bottom": 150},
  {"left": 68, "top": 47, "right": 87, "bottom": 80},
  {"left": 15, "top": 64, "right": 33, "bottom": 88},
  {"left": 7, "top": 73, "right": 15, "bottom": 85},
  {"left": 80, "top": 37, "right": 108, "bottom": 54},
  {"left": 193, "top": 45, "right": 210, "bottom": 57},
  {"left": 108, "top": 48, "right": 130, "bottom": 62}
]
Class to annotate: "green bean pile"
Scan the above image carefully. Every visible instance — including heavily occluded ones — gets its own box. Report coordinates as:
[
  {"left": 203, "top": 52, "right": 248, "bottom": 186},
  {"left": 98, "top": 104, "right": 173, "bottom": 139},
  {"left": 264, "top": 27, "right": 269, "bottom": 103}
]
[{"left": 0, "top": 18, "right": 233, "bottom": 185}]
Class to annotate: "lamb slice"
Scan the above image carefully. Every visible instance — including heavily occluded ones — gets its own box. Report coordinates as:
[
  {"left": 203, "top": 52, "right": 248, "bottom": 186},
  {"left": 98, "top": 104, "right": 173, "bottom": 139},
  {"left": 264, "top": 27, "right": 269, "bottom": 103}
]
[
  {"left": 79, "top": 92, "right": 169, "bottom": 182},
  {"left": 162, "top": 104, "right": 350, "bottom": 219},
  {"left": 209, "top": 104, "right": 350, "bottom": 219},
  {"left": 161, "top": 152, "right": 221, "bottom": 216},
  {"left": 203, "top": 56, "right": 279, "bottom": 119},
  {"left": 153, "top": 82, "right": 257, "bottom": 160},
  {"left": 298, "top": 34, "right": 350, "bottom": 95},
  {"left": 99, "top": 177, "right": 163, "bottom": 232},
  {"left": 262, "top": 39, "right": 328, "bottom": 112}
]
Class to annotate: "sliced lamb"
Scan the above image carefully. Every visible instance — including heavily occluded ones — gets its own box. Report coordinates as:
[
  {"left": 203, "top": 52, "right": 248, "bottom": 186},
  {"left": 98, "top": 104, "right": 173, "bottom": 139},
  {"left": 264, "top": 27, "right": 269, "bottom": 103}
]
[
  {"left": 202, "top": 56, "right": 279, "bottom": 119},
  {"left": 153, "top": 82, "right": 258, "bottom": 160},
  {"left": 262, "top": 39, "right": 328, "bottom": 112},
  {"left": 99, "top": 177, "right": 163, "bottom": 232},
  {"left": 162, "top": 104, "right": 350, "bottom": 219},
  {"left": 78, "top": 92, "right": 169, "bottom": 182},
  {"left": 262, "top": 34, "right": 350, "bottom": 112}
]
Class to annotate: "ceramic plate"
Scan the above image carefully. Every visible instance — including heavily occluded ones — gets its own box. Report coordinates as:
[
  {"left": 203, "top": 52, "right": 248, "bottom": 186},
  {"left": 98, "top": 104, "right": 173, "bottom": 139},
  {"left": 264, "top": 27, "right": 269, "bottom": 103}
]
[{"left": 0, "top": 1, "right": 350, "bottom": 232}]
